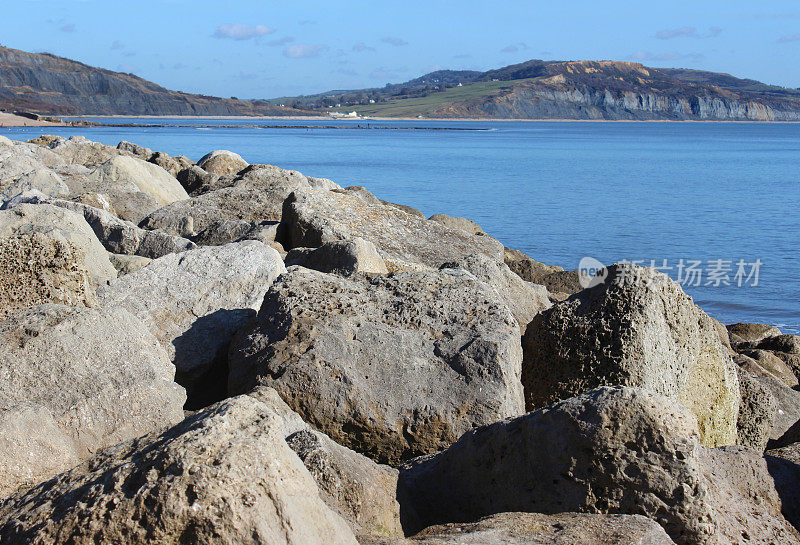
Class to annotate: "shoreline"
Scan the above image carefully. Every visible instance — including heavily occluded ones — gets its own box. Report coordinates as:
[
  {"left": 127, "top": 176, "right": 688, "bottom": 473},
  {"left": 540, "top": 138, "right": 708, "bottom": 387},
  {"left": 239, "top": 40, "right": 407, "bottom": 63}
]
[{"left": 57, "top": 114, "right": 800, "bottom": 125}]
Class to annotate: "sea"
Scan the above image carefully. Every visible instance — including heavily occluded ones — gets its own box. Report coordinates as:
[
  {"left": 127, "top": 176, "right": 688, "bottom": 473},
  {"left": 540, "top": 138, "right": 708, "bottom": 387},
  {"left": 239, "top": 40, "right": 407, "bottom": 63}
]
[{"left": 2, "top": 118, "right": 798, "bottom": 333}]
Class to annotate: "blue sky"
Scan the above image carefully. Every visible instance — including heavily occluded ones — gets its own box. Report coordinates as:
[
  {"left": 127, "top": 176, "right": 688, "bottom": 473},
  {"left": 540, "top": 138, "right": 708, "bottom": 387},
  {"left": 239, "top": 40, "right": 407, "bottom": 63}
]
[{"left": 2, "top": 0, "right": 800, "bottom": 99}]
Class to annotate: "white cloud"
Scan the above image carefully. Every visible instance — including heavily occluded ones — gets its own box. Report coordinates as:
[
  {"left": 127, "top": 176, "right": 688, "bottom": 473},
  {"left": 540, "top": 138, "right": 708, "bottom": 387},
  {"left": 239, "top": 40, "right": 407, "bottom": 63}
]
[
  {"left": 283, "top": 44, "right": 329, "bottom": 59},
  {"left": 214, "top": 23, "right": 275, "bottom": 41},
  {"left": 353, "top": 42, "right": 375, "bottom": 52},
  {"left": 501, "top": 42, "right": 529, "bottom": 53},
  {"left": 778, "top": 34, "right": 800, "bottom": 43}
]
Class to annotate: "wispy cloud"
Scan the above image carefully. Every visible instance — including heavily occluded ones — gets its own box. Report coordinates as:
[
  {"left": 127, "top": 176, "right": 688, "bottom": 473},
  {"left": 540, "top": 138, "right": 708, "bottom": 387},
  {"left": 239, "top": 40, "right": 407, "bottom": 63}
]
[
  {"left": 214, "top": 23, "right": 275, "bottom": 41},
  {"left": 778, "top": 34, "right": 800, "bottom": 43},
  {"left": 117, "top": 63, "right": 137, "bottom": 74},
  {"left": 381, "top": 36, "right": 408, "bottom": 47},
  {"left": 267, "top": 36, "right": 294, "bottom": 47},
  {"left": 656, "top": 26, "right": 722, "bottom": 39},
  {"left": 629, "top": 51, "right": 705, "bottom": 62},
  {"left": 110, "top": 40, "right": 124, "bottom": 50},
  {"left": 453, "top": 53, "right": 472, "bottom": 59},
  {"left": 334, "top": 68, "right": 358, "bottom": 76},
  {"left": 353, "top": 42, "right": 375, "bottom": 52},
  {"left": 283, "top": 44, "right": 329, "bottom": 59},
  {"left": 501, "top": 42, "right": 529, "bottom": 53},
  {"left": 59, "top": 23, "right": 76, "bottom": 33}
]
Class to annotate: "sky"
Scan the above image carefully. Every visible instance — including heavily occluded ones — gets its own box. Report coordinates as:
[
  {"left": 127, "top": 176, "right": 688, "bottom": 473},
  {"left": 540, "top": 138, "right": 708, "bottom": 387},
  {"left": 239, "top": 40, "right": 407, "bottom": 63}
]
[{"left": 2, "top": 1, "right": 800, "bottom": 99}]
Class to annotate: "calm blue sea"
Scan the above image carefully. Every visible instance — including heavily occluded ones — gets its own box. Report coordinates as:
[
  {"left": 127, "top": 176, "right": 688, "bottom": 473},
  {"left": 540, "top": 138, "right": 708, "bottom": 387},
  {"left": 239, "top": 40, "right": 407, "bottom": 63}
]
[{"left": 2, "top": 118, "right": 798, "bottom": 333}]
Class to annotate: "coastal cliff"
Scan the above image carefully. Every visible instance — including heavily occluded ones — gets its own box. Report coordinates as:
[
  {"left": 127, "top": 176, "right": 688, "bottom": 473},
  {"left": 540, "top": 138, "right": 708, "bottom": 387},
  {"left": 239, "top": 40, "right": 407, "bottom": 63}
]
[
  {"left": 0, "top": 46, "right": 319, "bottom": 116},
  {"left": 319, "top": 60, "right": 800, "bottom": 121}
]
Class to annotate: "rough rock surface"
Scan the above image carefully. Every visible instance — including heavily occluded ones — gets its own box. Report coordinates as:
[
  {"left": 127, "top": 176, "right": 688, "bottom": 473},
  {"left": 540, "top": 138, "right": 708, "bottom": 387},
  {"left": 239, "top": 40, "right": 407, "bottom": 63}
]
[
  {"left": 441, "top": 254, "right": 551, "bottom": 332},
  {"left": 0, "top": 232, "right": 97, "bottom": 318},
  {"left": 229, "top": 266, "right": 524, "bottom": 465},
  {"left": 522, "top": 264, "right": 740, "bottom": 447},
  {"left": 397, "top": 386, "right": 800, "bottom": 544},
  {"left": 98, "top": 241, "right": 285, "bottom": 407},
  {"left": 428, "top": 213, "right": 484, "bottom": 235},
  {"left": 249, "top": 386, "right": 405, "bottom": 537},
  {"left": 281, "top": 189, "right": 505, "bottom": 271},
  {"left": 32, "top": 135, "right": 131, "bottom": 167},
  {"left": 0, "top": 167, "right": 69, "bottom": 204},
  {"left": 0, "top": 395, "right": 358, "bottom": 545},
  {"left": 360, "top": 512, "right": 675, "bottom": 545},
  {"left": 140, "top": 164, "right": 313, "bottom": 240},
  {"left": 0, "top": 203, "right": 116, "bottom": 284},
  {"left": 736, "top": 366, "right": 777, "bottom": 450},
  {"left": 503, "top": 248, "right": 565, "bottom": 283},
  {"left": 286, "top": 237, "right": 389, "bottom": 275},
  {"left": 727, "top": 323, "right": 782, "bottom": 344},
  {"left": 50, "top": 198, "right": 196, "bottom": 258},
  {"left": 287, "top": 430, "right": 403, "bottom": 537},
  {"left": 0, "top": 304, "right": 186, "bottom": 497},
  {"left": 76, "top": 155, "right": 189, "bottom": 222},
  {"left": 197, "top": 149, "right": 249, "bottom": 175},
  {"left": 738, "top": 349, "right": 798, "bottom": 387},
  {"left": 108, "top": 253, "right": 152, "bottom": 275}
]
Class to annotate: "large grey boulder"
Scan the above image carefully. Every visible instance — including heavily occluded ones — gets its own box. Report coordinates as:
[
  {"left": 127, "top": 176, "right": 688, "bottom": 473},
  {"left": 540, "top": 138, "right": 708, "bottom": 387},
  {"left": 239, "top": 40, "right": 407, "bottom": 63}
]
[
  {"left": 0, "top": 204, "right": 116, "bottom": 317},
  {"left": 140, "top": 164, "right": 313, "bottom": 240},
  {"left": 250, "top": 386, "right": 404, "bottom": 537},
  {"left": 280, "top": 189, "right": 505, "bottom": 271},
  {"left": 398, "top": 386, "right": 800, "bottom": 544},
  {"left": 0, "top": 204, "right": 116, "bottom": 285},
  {"left": 522, "top": 264, "right": 740, "bottom": 447},
  {"left": 0, "top": 395, "right": 358, "bottom": 545},
  {"left": 30, "top": 135, "right": 132, "bottom": 166},
  {"left": 197, "top": 149, "right": 249, "bottom": 174},
  {"left": 428, "top": 213, "right": 485, "bottom": 236},
  {"left": 98, "top": 241, "right": 285, "bottom": 407},
  {"left": 441, "top": 254, "right": 551, "bottom": 332},
  {"left": 286, "top": 237, "right": 389, "bottom": 276},
  {"left": 229, "top": 266, "right": 524, "bottom": 465},
  {"left": 0, "top": 304, "right": 186, "bottom": 497},
  {"left": 0, "top": 167, "right": 69, "bottom": 205},
  {"left": 736, "top": 366, "right": 777, "bottom": 450},
  {"left": 727, "top": 323, "right": 782, "bottom": 344},
  {"left": 49, "top": 199, "right": 196, "bottom": 258},
  {"left": 361, "top": 512, "right": 675, "bottom": 545},
  {"left": 71, "top": 155, "right": 189, "bottom": 223}
]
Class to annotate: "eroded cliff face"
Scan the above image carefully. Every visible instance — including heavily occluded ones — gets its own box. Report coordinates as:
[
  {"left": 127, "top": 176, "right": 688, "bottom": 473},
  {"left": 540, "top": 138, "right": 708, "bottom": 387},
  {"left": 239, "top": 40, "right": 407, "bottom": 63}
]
[
  {"left": 0, "top": 47, "right": 317, "bottom": 116},
  {"left": 429, "top": 61, "right": 800, "bottom": 121}
]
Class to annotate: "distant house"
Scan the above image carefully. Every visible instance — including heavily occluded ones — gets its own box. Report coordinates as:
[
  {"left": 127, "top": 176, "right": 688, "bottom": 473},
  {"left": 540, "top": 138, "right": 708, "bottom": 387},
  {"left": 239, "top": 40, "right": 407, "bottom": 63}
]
[{"left": 457, "top": 82, "right": 463, "bottom": 87}]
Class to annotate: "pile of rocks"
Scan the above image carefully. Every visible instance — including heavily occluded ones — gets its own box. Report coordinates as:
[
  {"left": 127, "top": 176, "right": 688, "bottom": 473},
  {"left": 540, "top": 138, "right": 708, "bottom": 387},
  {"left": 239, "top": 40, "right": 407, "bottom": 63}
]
[{"left": 1, "top": 135, "right": 799, "bottom": 544}]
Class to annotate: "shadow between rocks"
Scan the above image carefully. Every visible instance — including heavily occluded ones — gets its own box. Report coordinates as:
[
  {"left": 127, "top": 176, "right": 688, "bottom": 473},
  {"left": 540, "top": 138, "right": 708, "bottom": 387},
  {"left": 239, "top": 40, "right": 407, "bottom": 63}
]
[
  {"left": 171, "top": 308, "right": 256, "bottom": 410},
  {"left": 766, "top": 454, "right": 800, "bottom": 533}
]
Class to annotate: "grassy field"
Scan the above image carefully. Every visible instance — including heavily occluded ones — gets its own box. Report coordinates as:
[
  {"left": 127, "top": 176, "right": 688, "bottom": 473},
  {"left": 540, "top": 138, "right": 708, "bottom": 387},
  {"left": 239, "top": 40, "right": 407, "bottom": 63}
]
[{"left": 332, "top": 79, "right": 530, "bottom": 117}]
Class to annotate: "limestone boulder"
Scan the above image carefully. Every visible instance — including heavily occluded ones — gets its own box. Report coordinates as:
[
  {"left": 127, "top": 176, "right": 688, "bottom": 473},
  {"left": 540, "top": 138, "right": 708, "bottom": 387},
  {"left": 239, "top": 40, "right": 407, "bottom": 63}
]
[
  {"left": 736, "top": 366, "right": 777, "bottom": 450},
  {"left": 109, "top": 253, "right": 151, "bottom": 275},
  {"left": 727, "top": 323, "right": 782, "bottom": 344},
  {"left": 398, "top": 386, "right": 800, "bottom": 544},
  {"left": 738, "top": 349, "right": 798, "bottom": 387},
  {"left": 522, "top": 264, "right": 740, "bottom": 447},
  {"left": 281, "top": 189, "right": 504, "bottom": 271},
  {"left": 31, "top": 135, "right": 131, "bottom": 166},
  {"left": 360, "top": 512, "right": 675, "bottom": 545},
  {"left": 148, "top": 151, "right": 193, "bottom": 177},
  {"left": 0, "top": 167, "right": 69, "bottom": 205},
  {"left": 141, "top": 164, "right": 313, "bottom": 241},
  {"left": 198, "top": 149, "right": 249, "bottom": 174},
  {"left": 98, "top": 241, "right": 285, "bottom": 407},
  {"left": 440, "top": 254, "right": 551, "bottom": 332},
  {"left": 72, "top": 155, "right": 188, "bottom": 222},
  {"left": 503, "top": 248, "right": 565, "bottom": 283},
  {"left": 0, "top": 304, "right": 186, "bottom": 497},
  {"left": 0, "top": 204, "right": 116, "bottom": 316},
  {"left": 116, "top": 140, "right": 152, "bottom": 159},
  {"left": 229, "top": 266, "right": 524, "bottom": 465},
  {"left": 286, "top": 237, "right": 389, "bottom": 276},
  {"left": 49, "top": 199, "right": 196, "bottom": 258},
  {"left": 428, "top": 213, "right": 484, "bottom": 235},
  {"left": 0, "top": 395, "right": 358, "bottom": 545}
]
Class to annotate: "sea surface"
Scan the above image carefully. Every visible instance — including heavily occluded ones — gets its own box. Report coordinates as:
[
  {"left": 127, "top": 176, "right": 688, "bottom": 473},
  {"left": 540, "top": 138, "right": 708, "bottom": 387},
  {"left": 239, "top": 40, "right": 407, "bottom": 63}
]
[{"left": 2, "top": 118, "right": 798, "bottom": 333}]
